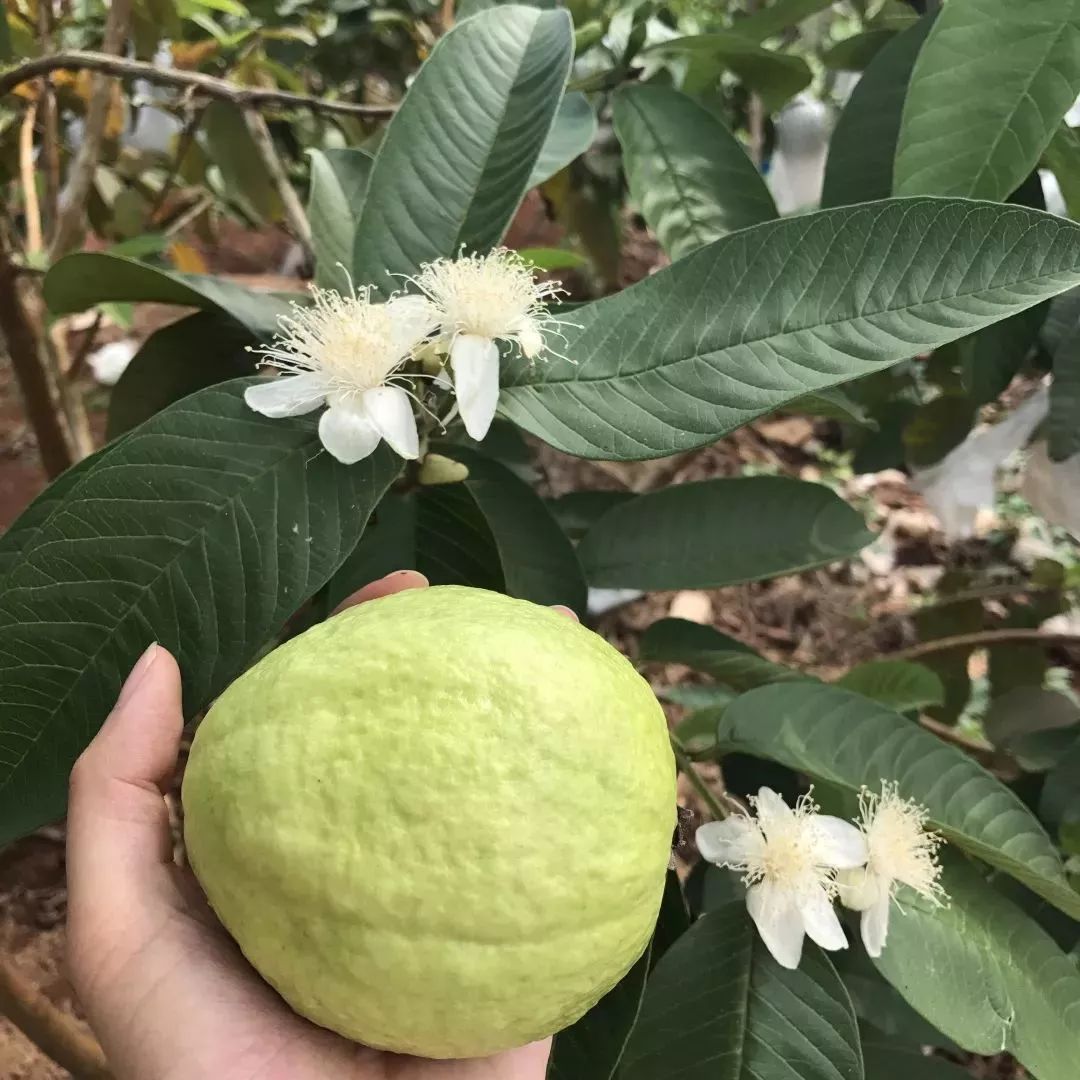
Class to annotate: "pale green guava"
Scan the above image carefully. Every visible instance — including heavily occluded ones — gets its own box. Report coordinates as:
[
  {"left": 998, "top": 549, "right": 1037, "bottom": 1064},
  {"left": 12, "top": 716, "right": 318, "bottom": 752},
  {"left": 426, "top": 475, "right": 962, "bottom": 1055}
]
[{"left": 182, "top": 585, "right": 676, "bottom": 1059}]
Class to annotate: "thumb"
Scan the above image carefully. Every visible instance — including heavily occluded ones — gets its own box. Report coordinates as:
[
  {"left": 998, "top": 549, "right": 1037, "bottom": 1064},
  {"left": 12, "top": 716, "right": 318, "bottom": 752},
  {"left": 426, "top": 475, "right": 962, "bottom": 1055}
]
[{"left": 67, "top": 644, "right": 185, "bottom": 927}]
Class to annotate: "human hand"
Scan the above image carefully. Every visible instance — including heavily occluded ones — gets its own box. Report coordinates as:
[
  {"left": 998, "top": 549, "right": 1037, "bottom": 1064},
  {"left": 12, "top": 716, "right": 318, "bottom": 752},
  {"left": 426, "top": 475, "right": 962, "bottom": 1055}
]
[{"left": 67, "top": 572, "right": 559, "bottom": 1080}]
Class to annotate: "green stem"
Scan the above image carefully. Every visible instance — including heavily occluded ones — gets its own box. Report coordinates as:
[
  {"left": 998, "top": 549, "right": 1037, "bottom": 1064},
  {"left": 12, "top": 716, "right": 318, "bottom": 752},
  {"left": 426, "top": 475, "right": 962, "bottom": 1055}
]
[{"left": 671, "top": 734, "right": 728, "bottom": 820}]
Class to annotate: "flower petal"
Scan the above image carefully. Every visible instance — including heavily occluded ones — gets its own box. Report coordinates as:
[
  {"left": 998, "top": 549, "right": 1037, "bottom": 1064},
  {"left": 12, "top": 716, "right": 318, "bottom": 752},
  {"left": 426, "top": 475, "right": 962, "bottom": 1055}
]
[
  {"left": 836, "top": 866, "right": 884, "bottom": 912},
  {"left": 754, "top": 787, "right": 794, "bottom": 830},
  {"left": 815, "top": 816, "right": 869, "bottom": 870},
  {"left": 695, "top": 816, "right": 761, "bottom": 867},
  {"left": 746, "top": 880, "right": 805, "bottom": 969},
  {"left": 860, "top": 888, "right": 892, "bottom": 958},
  {"left": 450, "top": 334, "right": 500, "bottom": 441},
  {"left": 362, "top": 385, "right": 419, "bottom": 460},
  {"left": 244, "top": 373, "right": 327, "bottom": 418},
  {"left": 798, "top": 884, "right": 848, "bottom": 952},
  {"left": 318, "top": 401, "right": 381, "bottom": 464},
  {"left": 387, "top": 294, "right": 439, "bottom": 351}
]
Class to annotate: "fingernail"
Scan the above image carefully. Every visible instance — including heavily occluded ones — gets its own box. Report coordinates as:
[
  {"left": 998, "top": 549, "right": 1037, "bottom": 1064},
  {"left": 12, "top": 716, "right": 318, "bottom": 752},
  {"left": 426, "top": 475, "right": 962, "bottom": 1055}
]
[
  {"left": 117, "top": 643, "right": 159, "bottom": 707},
  {"left": 551, "top": 605, "right": 579, "bottom": 622},
  {"left": 385, "top": 570, "right": 429, "bottom": 587}
]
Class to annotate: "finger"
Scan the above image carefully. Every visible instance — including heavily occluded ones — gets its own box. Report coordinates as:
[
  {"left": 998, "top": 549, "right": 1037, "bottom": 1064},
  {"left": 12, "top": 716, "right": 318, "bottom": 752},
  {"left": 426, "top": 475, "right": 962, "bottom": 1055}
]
[
  {"left": 549, "top": 604, "right": 579, "bottom": 622},
  {"left": 332, "top": 569, "right": 429, "bottom": 615},
  {"left": 67, "top": 645, "right": 184, "bottom": 914}
]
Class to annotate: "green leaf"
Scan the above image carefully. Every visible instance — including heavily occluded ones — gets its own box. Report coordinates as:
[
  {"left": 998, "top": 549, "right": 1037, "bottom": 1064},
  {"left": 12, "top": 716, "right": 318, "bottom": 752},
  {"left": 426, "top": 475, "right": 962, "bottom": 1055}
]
[
  {"left": 821, "top": 14, "right": 934, "bottom": 207},
  {"left": 642, "top": 34, "right": 813, "bottom": 113},
  {"left": 1040, "top": 733, "right": 1080, "bottom": 833},
  {"left": 1050, "top": 327, "right": 1080, "bottom": 460},
  {"left": 1043, "top": 123, "right": 1080, "bottom": 219},
  {"left": 106, "top": 312, "right": 254, "bottom": 438},
  {"left": 417, "top": 483, "right": 505, "bottom": 592},
  {"left": 352, "top": 6, "right": 574, "bottom": 294},
  {"left": 439, "top": 445, "right": 587, "bottom": 611},
  {"left": 576, "top": 477, "right": 872, "bottom": 589},
  {"left": 860, "top": 1043, "right": 968, "bottom": 1080},
  {"left": 731, "top": 0, "right": 836, "bottom": 44},
  {"left": 44, "top": 252, "right": 294, "bottom": 335},
  {"left": 500, "top": 199, "right": 1080, "bottom": 461},
  {"left": 639, "top": 618, "right": 803, "bottom": 692},
  {"left": 785, "top": 388, "right": 876, "bottom": 426},
  {"left": 0, "top": 381, "right": 401, "bottom": 845},
  {"left": 307, "top": 147, "right": 374, "bottom": 288},
  {"left": 547, "top": 947, "right": 650, "bottom": 1080},
  {"left": 203, "top": 100, "right": 282, "bottom": 222},
  {"left": 547, "top": 491, "right": 634, "bottom": 540},
  {"left": 716, "top": 682, "right": 1080, "bottom": 917},
  {"left": 619, "top": 899, "right": 863, "bottom": 1080},
  {"left": 822, "top": 29, "right": 896, "bottom": 71},
  {"left": 835, "top": 660, "right": 945, "bottom": 713},
  {"left": 984, "top": 686, "right": 1080, "bottom": 750},
  {"left": 612, "top": 84, "right": 777, "bottom": 261},
  {"left": 894, "top": 1, "right": 1080, "bottom": 201},
  {"left": 873, "top": 858, "right": 1080, "bottom": 1080},
  {"left": 653, "top": 869, "right": 691, "bottom": 964},
  {"left": 517, "top": 247, "right": 588, "bottom": 272},
  {"left": 528, "top": 92, "right": 596, "bottom": 189}
]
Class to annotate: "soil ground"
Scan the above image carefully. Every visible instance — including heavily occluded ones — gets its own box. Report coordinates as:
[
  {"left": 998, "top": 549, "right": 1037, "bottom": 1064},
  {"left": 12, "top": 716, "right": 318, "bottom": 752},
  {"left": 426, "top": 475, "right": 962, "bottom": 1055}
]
[{"left": 0, "top": 210, "right": 1040, "bottom": 1078}]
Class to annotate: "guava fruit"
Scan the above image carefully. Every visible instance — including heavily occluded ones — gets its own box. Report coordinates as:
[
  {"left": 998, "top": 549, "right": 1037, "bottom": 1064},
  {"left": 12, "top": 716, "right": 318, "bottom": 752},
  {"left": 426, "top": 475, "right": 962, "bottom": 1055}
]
[{"left": 183, "top": 585, "right": 676, "bottom": 1058}]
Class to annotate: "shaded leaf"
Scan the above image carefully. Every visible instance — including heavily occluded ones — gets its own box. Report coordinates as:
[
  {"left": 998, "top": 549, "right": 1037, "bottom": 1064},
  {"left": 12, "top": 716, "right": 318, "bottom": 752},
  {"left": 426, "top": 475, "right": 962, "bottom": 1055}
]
[
  {"left": 528, "top": 92, "right": 596, "bottom": 189},
  {"left": 895, "top": 1, "right": 1080, "bottom": 201},
  {"left": 873, "top": 857, "right": 1080, "bottom": 1080},
  {"left": 716, "top": 682, "right": 1080, "bottom": 917},
  {"left": 613, "top": 84, "right": 775, "bottom": 261},
  {"left": 1043, "top": 122, "right": 1080, "bottom": 219},
  {"left": 822, "top": 29, "right": 895, "bottom": 71},
  {"left": 203, "top": 100, "right": 282, "bottom": 222},
  {"left": 984, "top": 686, "right": 1080, "bottom": 751},
  {"left": 620, "top": 899, "right": 863, "bottom": 1080},
  {"left": 835, "top": 660, "right": 945, "bottom": 713},
  {"left": 44, "top": 252, "right": 294, "bottom": 334},
  {"left": 546, "top": 491, "right": 633, "bottom": 541},
  {"left": 501, "top": 200, "right": 1080, "bottom": 461},
  {"left": 352, "top": 6, "right": 574, "bottom": 294},
  {"left": 307, "top": 147, "right": 374, "bottom": 288},
  {"left": 106, "top": 311, "right": 254, "bottom": 438},
  {"left": 576, "top": 477, "right": 872, "bottom": 589},
  {"left": 821, "top": 15, "right": 934, "bottom": 208},
  {"left": 732, "top": 0, "right": 836, "bottom": 44},
  {"left": 861, "top": 1043, "right": 969, "bottom": 1080},
  {"left": 0, "top": 381, "right": 401, "bottom": 845},
  {"left": 1049, "top": 326, "right": 1080, "bottom": 461}
]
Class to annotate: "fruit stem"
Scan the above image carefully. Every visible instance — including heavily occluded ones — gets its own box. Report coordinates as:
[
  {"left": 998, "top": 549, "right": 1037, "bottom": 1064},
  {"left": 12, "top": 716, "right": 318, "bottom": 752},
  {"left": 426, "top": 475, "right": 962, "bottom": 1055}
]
[{"left": 670, "top": 734, "right": 728, "bottom": 821}]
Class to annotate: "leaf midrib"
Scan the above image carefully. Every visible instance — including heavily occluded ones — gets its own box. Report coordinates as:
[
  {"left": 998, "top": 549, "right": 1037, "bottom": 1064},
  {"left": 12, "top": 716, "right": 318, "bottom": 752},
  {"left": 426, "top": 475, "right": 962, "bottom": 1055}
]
[{"left": 0, "top": 416, "right": 324, "bottom": 793}]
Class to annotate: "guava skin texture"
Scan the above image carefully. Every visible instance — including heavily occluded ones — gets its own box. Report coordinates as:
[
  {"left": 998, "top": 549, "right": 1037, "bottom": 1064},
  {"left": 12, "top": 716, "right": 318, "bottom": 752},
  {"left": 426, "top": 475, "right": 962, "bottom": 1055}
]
[{"left": 182, "top": 585, "right": 676, "bottom": 1059}]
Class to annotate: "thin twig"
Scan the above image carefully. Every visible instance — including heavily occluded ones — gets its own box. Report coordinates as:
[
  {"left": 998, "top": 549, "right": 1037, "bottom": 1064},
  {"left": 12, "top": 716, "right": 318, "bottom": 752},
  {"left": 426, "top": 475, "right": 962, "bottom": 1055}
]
[
  {"left": 66, "top": 310, "right": 104, "bottom": 382},
  {"left": 888, "top": 628, "right": 1080, "bottom": 663},
  {"left": 671, "top": 735, "right": 729, "bottom": 821},
  {"left": 35, "top": 0, "right": 60, "bottom": 231},
  {"left": 148, "top": 101, "right": 204, "bottom": 224},
  {"left": 18, "top": 98, "right": 42, "bottom": 254},
  {"left": 0, "top": 955, "right": 111, "bottom": 1078},
  {"left": 0, "top": 51, "right": 397, "bottom": 118},
  {"left": 242, "top": 107, "right": 312, "bottom": 256},
  {"left": 48, "top": 1, "right": 133, "bottom": 260}
]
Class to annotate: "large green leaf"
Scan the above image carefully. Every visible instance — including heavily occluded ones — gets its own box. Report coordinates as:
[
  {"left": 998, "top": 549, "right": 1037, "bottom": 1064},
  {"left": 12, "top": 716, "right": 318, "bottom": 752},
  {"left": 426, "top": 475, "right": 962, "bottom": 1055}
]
[
  {"left": 731, "top": 0, "right": 836, "bottom": 44},
  {"left": 0, "top": 380, "right": 401, "bottom": 845},
  {"left": 1049, "top": 327, "right": 1080, "bottom": 460},
  {"left": 821, "top": 15, "right": 935, "bottom": 208},
  {"left": 643, "top": 34, "right": 813, "bottom": 113},
  {"left": 439, "top": 445, "right": 587, "bottom": 612},
  {"left": 577, "top": 477, "right": 872, "bottom": 589},
  {"left": 894, "top": 0, "right": 1080, "bottom": 201},
  {"left": 860, "top": 1044, "right": 968, "bottom": 1080},
  {"left": 500, "top": 199, "right": 1080, "bottom": 461},
  {"left": 203, "top": 100, "right": 281, "bottom": 223},
  {"left": 873, "top": 858, "right": 1080, "bottom": 1080},
  {"left": 620, "top": 899, "right": 863, "bottom": 1080},
  {"left": 106, "top": 311, "right": 254, "bottom": 438},
  {"left": 822, "top": 29, "right": 895, "bottom": 72},
  {"left": 835, "top": 660, "right": 944, "bottom": 713},
  {"left": 528, "top": 92, "right": 596, "bottom": 189},
  {"left": 307, "top": 147, "right": 374, "bottom": 288},
  {"left": 1043, "top": 122, "right": 1080, "bottom": 219},
  {"left": 547, "top": 947, "right": 650, "bottom": 1080},
  {"left": 43, "top": 252, "right": 294, "bottom": 334},
  {"left": 716, "top": 682, "right": 1080, "bottom": 918},
  {"left": 639, "top": 618, "right": 804, "bottom": 692},
  {"left": 612, "top": 84, "right": 777, "bottom": 261},
  {"left": 352, "top": 5, "right": 573, "bottom": 294}
]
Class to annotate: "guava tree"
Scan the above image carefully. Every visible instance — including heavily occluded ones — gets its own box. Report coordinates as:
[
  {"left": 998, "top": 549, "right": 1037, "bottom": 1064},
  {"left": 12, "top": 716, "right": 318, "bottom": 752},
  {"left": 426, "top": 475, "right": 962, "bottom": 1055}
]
[{"left": 2, "top": 1, "right": 1080, "bottom": 1077}]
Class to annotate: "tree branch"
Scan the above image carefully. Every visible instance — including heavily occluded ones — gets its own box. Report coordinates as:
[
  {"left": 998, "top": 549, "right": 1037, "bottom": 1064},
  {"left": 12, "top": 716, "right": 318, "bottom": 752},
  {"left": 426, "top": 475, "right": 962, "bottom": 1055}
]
[
  {"left": 48, "top": 1, "right": 133, "bottom": 260},
  {"left": 888, "top": 628, "right": 1080, "bottom": 663},
  {"left": 243, "top": 108, "right": 312, "bottom": 256},
  {"left": 0, "top": 955, "right": 111, "bottom": 1078},
  {"left": 0, "top": 51, "right": 397, "bottom": 119}
]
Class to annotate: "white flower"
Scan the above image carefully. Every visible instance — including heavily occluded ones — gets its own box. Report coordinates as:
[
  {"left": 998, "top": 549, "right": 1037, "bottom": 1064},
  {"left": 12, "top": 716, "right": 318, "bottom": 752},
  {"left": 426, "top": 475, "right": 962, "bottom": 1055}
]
[
  {"left": 410, "top": 249, "right": 562, "bottom": 441},
  {"left": 244, "top": 285, "right": 436, "bottom": 465},
  {"left": 696, "top": 787, "right": 867, "bottom": 970},
  {"left": 837, "top": 782, "right": 946, "bottom": 958}
]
